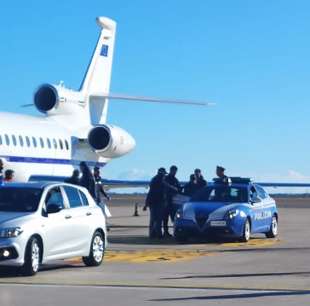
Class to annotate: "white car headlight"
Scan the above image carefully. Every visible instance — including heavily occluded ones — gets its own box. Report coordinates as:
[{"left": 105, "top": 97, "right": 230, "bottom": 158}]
[
  {"left": 226, "top": 209, "right": 240, "bottom": 219},
  {"left": 0, "top": 227, "right": 23, "bottom": 238}
]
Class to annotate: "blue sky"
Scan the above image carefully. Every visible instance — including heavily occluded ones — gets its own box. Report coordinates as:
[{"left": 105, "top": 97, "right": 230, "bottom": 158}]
[{"left": 0, "top": 1, "right": 309, "bottom": 186}]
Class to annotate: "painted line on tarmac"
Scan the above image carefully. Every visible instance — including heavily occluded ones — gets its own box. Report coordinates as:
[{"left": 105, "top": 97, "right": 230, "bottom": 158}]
[
  {"left": 218, "top": 238, "right": 280, "bottom": 248},
  {"left": 66, "top": 238, "right": 280, "bottom": 264},
  {"left": 67, "top": 249, "right": 217, "bottom": 264}
]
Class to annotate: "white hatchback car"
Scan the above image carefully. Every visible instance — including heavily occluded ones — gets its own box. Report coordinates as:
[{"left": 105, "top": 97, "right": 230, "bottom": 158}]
[{"left": 0, "top": 182, "right": 107, "bottom": 275}]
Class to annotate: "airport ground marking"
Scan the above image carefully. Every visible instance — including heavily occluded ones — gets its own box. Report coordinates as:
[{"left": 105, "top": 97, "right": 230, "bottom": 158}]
[{"left": 65, "top": 238, "right": 280, "bottom": 264}]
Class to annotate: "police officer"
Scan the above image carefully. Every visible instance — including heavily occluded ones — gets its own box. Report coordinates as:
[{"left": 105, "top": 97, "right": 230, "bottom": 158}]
[
  {"left": 93, "top": 166, "right": 112, "bottom": 222},
  {"left": 93, "top": 166, "right": 110, "bottom": 202},
  {"left": 183, "top": 174, "right": 200, "bottom": 197},
  {"left": 194, "top": 168, "right": 207, "bottom": 189},
  {"left": 144, "top": 167, "right": 167, "bottom": 239},
  {"left": 4, "top": 169, "right": 14, "bottom": 182},
  {"left": 79, "top": 162, "right": 96, "bottom": 198},
  {"left": 216, "top": 166, "right": 230, "bottom": 184},
  {"left": 65, "top": 169, "right": 80, "bottom": 185},
  {"left": 163, "top": 165, "right": 181, "bottom": 238},
  {"left": 0, "top": 159, "right": 3, "bottom": 185}
]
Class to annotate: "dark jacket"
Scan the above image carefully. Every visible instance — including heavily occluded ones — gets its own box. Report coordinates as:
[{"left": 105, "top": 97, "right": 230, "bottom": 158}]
[
  {"left": 80, "top": 170, "right": 96, "bottom": 198},
  {"left": 94, "top": 175, "right": 109, "bottom": 202},
  {"left": 196, "top": 176, "right": 207, "bottom": 189},
  {"left": 65, "top": 176, "right": 80, "bottom": 185},
  {"left": 164, "top": 174, "right": 181, "bottom": 204},
  {"left": 146, "top": 174, "right": 166, "bottom": 207},
  {"left": 217, "top": 175, "right": 230, "bottom": 185},
  {"left": 183, "top": 182, "right": 201, "bottom": 197}
]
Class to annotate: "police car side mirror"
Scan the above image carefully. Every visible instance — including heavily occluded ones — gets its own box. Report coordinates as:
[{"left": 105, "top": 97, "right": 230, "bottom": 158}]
[{"left": 250, "top": 196, "right": 261, "bottom": 205}]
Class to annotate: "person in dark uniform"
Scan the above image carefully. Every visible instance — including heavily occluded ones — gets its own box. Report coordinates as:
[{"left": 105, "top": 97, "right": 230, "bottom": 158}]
[
  {"left": 93, "top": 166, "right": 110, "bottom": 202},
  {"left": 93, "top": 166, "right": 112, "bottom": 225},
  {"left": 0, "top": 159, "right": 4, "bottom": 185},
  {"left": 65, "top": 169, "right": 80, "bottom": 185},
  {"left": 79, "top": 162, "right": 96, "bottom": 198},
  {"left": 163, "top": 165, "right": 181, "bottom": 238},
  {"left": 4, "top": 169, "right": 14, "bottom": 182},
  {"left": 194, "top": 168, "right": 207, "bottom": 189},
  {"left": 214, "top": 166, "right": 231, "bottom": 200},
  {"left": 144, "top": 167, "right": 167, "bottom": 239},
  {"left": 216, "top": 166, "right": 230, "bottom": 184},
  {"left": 183, "top": 174, "right": 201, "bottom": 197}
]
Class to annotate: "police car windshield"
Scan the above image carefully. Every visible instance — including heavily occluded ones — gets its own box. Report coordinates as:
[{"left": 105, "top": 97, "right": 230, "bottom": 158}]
[
  {"left": 0, "top": 187, "right": 42, "bottom": 212},
  {"left": 191, "top": 185, "right": 248, "bottom": 203}
]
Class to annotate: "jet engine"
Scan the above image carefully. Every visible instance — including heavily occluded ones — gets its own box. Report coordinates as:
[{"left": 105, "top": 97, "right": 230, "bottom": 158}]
[
  {"left": 34, "top": 83, "right": 84, "bottom": 114},
  {"left": 87, "top": 125, "right": 135, "bottom": 158}
]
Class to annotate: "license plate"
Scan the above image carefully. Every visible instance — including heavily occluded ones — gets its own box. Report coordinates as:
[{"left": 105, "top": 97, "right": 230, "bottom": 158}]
[{"left": 210, "top": 220, "right": 227, "bottom": 227}]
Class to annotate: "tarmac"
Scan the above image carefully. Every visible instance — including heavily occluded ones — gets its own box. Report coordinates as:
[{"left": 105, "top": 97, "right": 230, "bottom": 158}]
[{"left": 0, "top": 195, "right": 309, "bottom": 305}]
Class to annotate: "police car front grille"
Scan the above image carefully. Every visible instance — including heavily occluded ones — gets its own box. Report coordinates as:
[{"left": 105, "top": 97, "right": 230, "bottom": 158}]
[{"left": 196, "top": 216, "right": 208, "bottom": 228}]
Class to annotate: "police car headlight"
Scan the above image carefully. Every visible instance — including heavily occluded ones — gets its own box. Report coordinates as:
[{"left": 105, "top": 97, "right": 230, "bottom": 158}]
[
  {"left": 175, "top": 210, "right": 183, "bottom": 219},
  {"left": 0, "top": 227, "right": 23, "bottom": 238},
  {"left": 226, "top": 210, "right": 239, "bottom": 219}
]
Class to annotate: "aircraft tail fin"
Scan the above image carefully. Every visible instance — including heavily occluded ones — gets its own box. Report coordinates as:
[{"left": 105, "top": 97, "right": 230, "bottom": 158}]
[{"left": 80, "top": 17, "right": 116, "bottom": 124}]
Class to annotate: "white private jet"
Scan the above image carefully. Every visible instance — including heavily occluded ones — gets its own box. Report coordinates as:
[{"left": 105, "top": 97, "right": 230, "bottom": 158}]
[
  {"left": 0, "top": 17, "right": 212, "bottom": 183},
  {"left": 1, "top": 17, "right": 309, "bottom": 189}
]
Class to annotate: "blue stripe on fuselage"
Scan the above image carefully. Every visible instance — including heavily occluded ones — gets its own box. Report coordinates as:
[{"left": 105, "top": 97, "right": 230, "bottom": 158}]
[{"left": 0, "top": 155, "right": 106, "bottom": 167}]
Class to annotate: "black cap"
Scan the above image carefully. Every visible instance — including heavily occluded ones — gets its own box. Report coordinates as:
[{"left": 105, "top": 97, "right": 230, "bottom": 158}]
[
  {"left": 217, "top": 165, "right": 225, "bottom": 172},
  {"left": 158, "top": 167, "right": 167, "bottom": 174}
]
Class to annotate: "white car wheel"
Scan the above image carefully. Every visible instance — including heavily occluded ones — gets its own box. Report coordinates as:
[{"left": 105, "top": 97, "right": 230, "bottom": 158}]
[
  {"left": 22, "top": 237, "right": 41, "bottom": 276},
  {"left": 83, "top": 231, "right": 105, "bottom": 266}
]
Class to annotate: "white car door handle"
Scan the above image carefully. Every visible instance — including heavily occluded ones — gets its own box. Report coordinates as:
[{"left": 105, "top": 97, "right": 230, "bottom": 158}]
[
  {"left": 86, "top": 212, "right": 92, "bottom": 216},
  {"left": 65, "top": 215, "right": 72, "bottom": 219}
]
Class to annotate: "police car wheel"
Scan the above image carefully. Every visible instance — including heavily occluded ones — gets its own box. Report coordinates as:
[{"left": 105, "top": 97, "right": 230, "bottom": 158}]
[
  {"left": 266, "top": 215, "right": 278, "bottom": 238},
  {"left": 240, "top": 219, "right": 251, "bottom": 242}
]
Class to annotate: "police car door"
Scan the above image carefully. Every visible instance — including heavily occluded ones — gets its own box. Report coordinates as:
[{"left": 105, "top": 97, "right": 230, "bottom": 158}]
[
  {"left": 249, "top": 185, "right": 265, "bottom": 232},
  {"left": 255, "top": 184, "right": 272, "bottom": 232}
]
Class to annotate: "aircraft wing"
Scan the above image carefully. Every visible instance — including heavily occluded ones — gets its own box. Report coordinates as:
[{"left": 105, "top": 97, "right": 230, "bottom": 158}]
[
  {"left": 29, "top": 176, "right": 310, "bottom": 189},
  {"left": 101, "top": 179, "right": 150, "bottom": 189},
  {"left": 101, "top": 180, "right": 310, "bottom": 189},
  {"left": 257, "top": 182, "right": 310, "bottom": 188},
  {"left": 29, "top": 175, "right": 150, "bottom": 189}
]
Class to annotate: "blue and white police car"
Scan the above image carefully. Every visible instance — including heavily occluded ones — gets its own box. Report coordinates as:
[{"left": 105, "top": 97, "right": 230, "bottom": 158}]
[{"left": 174, "top": 178, "right": 278, "bottom": 243}]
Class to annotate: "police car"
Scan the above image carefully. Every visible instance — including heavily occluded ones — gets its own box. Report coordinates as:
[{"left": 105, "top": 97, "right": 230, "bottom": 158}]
[{"left": 174, "top": 178, "right": 278, "bottom": 243}]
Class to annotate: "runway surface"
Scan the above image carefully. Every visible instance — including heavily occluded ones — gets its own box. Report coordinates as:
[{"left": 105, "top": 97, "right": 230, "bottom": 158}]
[{"left": 0, "top": 195, "right": 309, "bottom": 305}]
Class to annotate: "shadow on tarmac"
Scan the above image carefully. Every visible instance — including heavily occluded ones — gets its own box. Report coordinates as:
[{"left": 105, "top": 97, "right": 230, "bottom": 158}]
[
  {"left": 0, "top": 262, "right": 84, "bottom": 278},
  {"left": 150, "top": 290, "right": 310, "bottom": 301},
  {"left": 161, "top": 271, "right": 310, "bottom": 280},
  {"left": 108, "top": 234, "right": 264, "bottom": 246},
  {"left": 108, "top": 235, "right": 180, "bottom": 245}
]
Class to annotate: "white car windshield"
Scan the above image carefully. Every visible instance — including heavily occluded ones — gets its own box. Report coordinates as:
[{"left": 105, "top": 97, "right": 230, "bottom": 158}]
[
  {"left": 0, "top": 187, "right": 42, "bottom": 212},
  {"left": 191, "top": 185, "right": 248, "bottom": 203}
]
